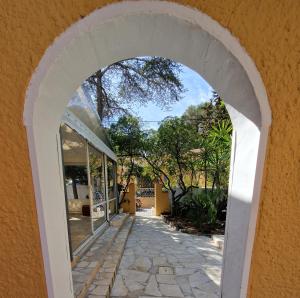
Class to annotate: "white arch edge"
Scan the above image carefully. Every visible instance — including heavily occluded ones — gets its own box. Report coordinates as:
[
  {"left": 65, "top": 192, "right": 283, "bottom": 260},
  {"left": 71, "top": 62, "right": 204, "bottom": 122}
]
[
  {"left": 24, "top": 0, "right": 271, "bottom": 128},
  {"left": 22, "top": 1, "right": 272, "bottom": 297}
]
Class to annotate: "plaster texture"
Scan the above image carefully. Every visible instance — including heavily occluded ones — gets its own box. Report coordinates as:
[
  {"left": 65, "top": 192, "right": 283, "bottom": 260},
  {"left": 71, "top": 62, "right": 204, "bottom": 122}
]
[
  {"left": 0, "top": 1, "right": 299, "bottom": 297},
  {"left": 25, "top": 7, "right": 264, "bottom": 292}
]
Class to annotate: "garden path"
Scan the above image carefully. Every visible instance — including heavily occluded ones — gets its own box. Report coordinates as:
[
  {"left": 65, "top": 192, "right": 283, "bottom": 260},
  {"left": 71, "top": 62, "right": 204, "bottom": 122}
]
[{"left": 111, "top": 210, "right": 222, "bottom": 298}]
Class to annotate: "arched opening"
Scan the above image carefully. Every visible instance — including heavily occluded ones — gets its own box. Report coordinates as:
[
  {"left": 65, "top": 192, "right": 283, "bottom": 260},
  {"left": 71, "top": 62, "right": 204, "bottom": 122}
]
[{"left": 23, "top": 2, "right": 271, "bottom": 297}]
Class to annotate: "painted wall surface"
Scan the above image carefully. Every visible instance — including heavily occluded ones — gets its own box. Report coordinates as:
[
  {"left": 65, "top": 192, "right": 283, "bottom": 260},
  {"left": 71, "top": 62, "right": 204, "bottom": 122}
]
[
  {"left": 121, "top": 183, "right": 136, "bottom": 215},
  {"left": 0, "top": 0, "right": 299, "bottom": 297},
  {"left": 139, "top": 197, "right": 155, "bottom": 208},
  {"left": 155, "top": 184, "right": 170, "bottom": 216}
]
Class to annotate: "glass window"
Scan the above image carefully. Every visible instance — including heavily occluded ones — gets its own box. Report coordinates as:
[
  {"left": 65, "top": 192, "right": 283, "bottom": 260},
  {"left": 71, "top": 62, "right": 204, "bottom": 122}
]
[
  {"left": 61, "top": 124, "right": 92, "bottom": 253},
  {"left": 107, "top": 159, "right": 117, "bottom": 201},
  {"left": 61, "top": 124, "right": 118, "bottom": 256},
  {"left": 107, "top": 158, "right": 117, "bottom": 218},
  {"left": 108, "top": 199, "right": 117, "bottom": 217},
  {"left": 88, "top": 145, "right": 107, "bottom": 231}
]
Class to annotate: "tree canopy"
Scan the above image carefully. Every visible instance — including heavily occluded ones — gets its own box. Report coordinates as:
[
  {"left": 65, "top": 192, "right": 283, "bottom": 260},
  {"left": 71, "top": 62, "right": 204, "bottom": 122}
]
[
  {"left": 82, "top": 57, "right": 185, "bottom": 121},
  {"left": 141, "top": 117, "right": 201, "bottom": 206},
  {"left": 108, "top": 115, "right": 145, "bottom": 202},
  {"left": 182, "top": 91, "right": 229, "bottom": 135},
  {"left": 108, "top": 93, "right": 233, "bottom": 215}
]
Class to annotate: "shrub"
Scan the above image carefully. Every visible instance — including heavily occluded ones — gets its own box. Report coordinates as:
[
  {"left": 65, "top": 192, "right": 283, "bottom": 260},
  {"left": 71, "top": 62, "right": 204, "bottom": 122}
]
[{"left": 178, "top": 189, "right": 219, "bottom": 226}]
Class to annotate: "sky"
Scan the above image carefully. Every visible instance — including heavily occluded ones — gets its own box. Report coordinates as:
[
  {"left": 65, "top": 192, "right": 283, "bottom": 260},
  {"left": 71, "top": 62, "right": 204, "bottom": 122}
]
[{"left": 128, "top": 64, "right": 214, "bottom": 130}]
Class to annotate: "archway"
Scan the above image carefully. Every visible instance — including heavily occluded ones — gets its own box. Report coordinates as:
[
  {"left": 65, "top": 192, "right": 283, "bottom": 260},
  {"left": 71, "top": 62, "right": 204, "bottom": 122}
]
[{"left": 23, "top": 1, "right": 271, "bottom": 297}]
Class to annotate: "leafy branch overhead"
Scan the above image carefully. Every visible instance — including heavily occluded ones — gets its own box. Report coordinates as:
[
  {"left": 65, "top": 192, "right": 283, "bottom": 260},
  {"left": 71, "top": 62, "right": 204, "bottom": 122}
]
[{"left": 82, "top": 57, "right": 185, "bottom": 121}]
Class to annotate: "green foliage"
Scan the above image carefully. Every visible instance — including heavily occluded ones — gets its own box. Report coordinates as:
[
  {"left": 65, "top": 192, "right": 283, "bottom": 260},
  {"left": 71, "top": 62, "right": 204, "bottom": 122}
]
[
  {"left": 182, "top": 91, "right": 230, "bottom": 135},
  {"left": 209, "top": 119, "right": 232, "bottom": 147},
  {"left": 142, "top": 117, "right": 201, "bottom": 206},
  {"left": 108, "top": 115, "right": 145, "bottom": 200},
  {"left": 139, "top": 95, "right": 233, "bottom": 218},
  {"left": 108, "top": 93, "right": 233, "bottom": 222},
  {"left": 178, "top": 189, "right": 218, "bottom": 226},
  {"left": 108, "top": 115, "right": 144, "bottom": 156},
  {"left": 89, "top": 153, "right": 102, "bottom": 178},
  {"left": 155, "top": 117, "right": 200, "bottom": 179}
]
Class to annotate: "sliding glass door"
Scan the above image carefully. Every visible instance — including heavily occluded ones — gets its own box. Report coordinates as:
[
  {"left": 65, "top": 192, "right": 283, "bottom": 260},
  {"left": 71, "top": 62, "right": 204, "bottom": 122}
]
[
  {"left": 61, "top": 124, "right": 92, "bottom": 253},
  {"left": 61, "top": 124, "right": 118, "bottom": 256},
  {"left": 88, "top": 145, "right": 106, "bottom": 231},
  {"left": 107, "top": 158, "right": 117, "bottom": 218}
]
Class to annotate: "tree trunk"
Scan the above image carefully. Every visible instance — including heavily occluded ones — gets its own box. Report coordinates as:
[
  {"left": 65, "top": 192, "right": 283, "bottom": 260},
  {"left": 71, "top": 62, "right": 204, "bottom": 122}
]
[
  {"left": 211, "top": 174, "right": 216, "bottom": 194},
  {"left": 204, "top": 159, "right": 208, "bottom": 194},
  {"left": 120, "top": 157, "right": 135, "bottom": 204},
  {"left": 171, "top": 190, "right": 181, "bottom": 217},
  {"left": 72, "top": 179, "right": 79, "bottom": 199},
  {"left": 95, "top": 70, "right": 105, "bottom": 120},
  {"left": 171, "top": 195, "right": 176, "bottom": 217}
]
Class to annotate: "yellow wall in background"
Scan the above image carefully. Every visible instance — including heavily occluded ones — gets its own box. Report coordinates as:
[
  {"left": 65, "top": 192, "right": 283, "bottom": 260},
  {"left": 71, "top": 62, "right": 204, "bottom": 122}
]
[
  {"left": 139, "top": 197, "right": 155, "bottom": 209},
  {"left": 121, "top": 183, "right": 136, "bottom": 215},
  {"left": 155, "top": 184, "right": 171, "bottom": 216},
  {"left": 0, "top": 0, "right": 300, "bottom": 297}
]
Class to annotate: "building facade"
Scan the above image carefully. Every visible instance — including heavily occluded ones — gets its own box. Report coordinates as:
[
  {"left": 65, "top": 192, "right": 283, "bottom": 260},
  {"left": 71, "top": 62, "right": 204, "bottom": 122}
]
[{"left": 60, "top": 88, "right": 118, "bottom": 257}]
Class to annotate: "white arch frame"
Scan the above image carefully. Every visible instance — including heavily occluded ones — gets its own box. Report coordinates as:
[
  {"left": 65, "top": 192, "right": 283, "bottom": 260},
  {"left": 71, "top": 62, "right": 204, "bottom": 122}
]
[{"left": 23, "top": 1, "right": 271, "bottom": 297}]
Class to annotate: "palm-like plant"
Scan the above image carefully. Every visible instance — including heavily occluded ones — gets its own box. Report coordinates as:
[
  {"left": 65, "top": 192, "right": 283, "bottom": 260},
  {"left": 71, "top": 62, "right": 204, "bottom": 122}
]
[{"left": 208, "top": 119, "right": 232, "bottom": 200}]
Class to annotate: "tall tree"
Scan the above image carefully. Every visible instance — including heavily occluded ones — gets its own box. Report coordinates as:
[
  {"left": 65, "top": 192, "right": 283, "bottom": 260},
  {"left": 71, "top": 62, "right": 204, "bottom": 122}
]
[
  {"left": 182, "top": 91, "right": 230, "bottom": 135},
  {"left": 141, "top": 117, "right": 201, "bottom": 215},
  {"left": 208, "top": 119, "right": 232, "bottom": 193},
  {"left": 82, "top": 57, "right": 185, "bottom": 121},
  {"left": 181, "top": 92, "right": 232, "bottom": 194},
  {"left": 108, "top": 115, "right": 144, "bottom": 203}
]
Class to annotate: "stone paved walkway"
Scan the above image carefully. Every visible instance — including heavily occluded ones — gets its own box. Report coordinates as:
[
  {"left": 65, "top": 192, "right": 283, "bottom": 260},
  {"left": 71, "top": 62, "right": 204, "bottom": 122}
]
[{"left": 111, "top": 212, "right": 222, "bottom": 297}]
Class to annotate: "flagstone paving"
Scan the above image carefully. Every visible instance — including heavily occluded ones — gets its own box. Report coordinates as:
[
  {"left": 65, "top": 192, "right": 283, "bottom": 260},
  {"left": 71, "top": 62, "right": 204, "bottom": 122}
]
[{"left": 111, "top": 212, "right": 222, "bottom": 298}]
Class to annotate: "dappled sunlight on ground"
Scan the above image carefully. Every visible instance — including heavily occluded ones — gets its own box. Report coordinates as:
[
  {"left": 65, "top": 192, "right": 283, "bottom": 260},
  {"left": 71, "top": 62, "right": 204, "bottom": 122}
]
[{"left": 111, "top": 210, "right": 222, "bottom": 297}]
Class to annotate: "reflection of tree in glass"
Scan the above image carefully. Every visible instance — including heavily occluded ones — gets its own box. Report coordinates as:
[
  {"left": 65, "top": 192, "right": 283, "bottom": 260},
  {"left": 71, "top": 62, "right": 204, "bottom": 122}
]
[
  {"left": 89, "top": 153, "right": 102, "bottom": 177},
  {"left": 64, "top": 166, "right": 88, "bottom": 199},
  {"left": 89, "top": 153, "right": 105, "bottom": 203},
  {"left": 107, "top": 160, "right": 116, "bottom": 200}
]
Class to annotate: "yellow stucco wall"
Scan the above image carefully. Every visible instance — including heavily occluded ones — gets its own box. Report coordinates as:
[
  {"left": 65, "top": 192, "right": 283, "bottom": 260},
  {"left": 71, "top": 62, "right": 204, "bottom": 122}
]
[
  {"left": 121, "top": 183, "right": 136, "bottom": 215},
  {"left": 139, "top": 197, "right": 155, "bottom": 209},
  {"left": 0, "top": 0, "right": 300, "bottom": 297},
  {"left": 155, "top": 184, "right": 171, "bottom": 216}
]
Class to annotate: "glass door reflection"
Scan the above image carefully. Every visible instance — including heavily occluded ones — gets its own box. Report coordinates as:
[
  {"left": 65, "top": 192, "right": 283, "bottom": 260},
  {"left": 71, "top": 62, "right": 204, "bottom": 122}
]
[
  {"left": 88, "top": 145, "right": 107, "bottom": 231},
  {"left": 61, "top": 124, "right": 92, "bottom": 253},
  {"left": 107, "top": 158, "right": 117, "bottom": 218}
]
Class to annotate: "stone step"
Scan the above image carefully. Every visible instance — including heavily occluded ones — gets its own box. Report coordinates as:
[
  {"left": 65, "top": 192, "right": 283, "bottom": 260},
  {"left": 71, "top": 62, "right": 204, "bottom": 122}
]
[
  {"left": 110, "top": 213, "right": 130, "bottom": 228},
  {"left": 72, "top": 213, "right": 130, "bottom": 297},
  {"left": 72, "top": 213, "right": 130, "bottom": 269},
  {"left": 85, "top": 216, "right": 135, "bottom": 297}
]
